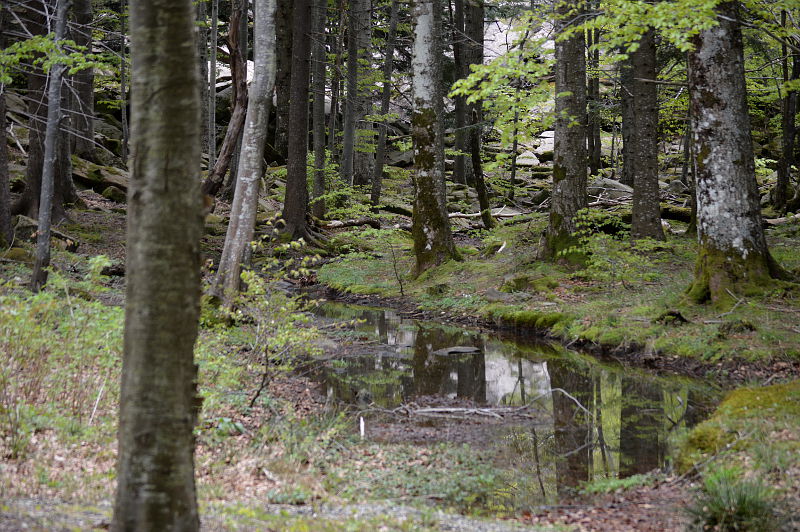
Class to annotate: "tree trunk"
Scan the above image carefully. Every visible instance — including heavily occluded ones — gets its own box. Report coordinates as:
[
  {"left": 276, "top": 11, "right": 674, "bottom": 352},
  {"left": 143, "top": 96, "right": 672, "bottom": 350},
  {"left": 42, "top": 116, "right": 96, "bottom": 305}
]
[
  {"left": 540, "top": 0, "right": 587, "bottom": 259},
  {"left": 14, "top": 0, "right": 75, "bottom": 223},
  {"left": 370, "top": 0, "right": 399, "bottom": 205},
  {"left": 0, "top": 6, "right": 12, "bottom": 248},
  {"left": 282, "top": 0, "right": 312, "bottom": 239},
  {"left": 340, "top": 0, "right": 372, "bottom": 186},
  {"left": 587, "top": 24, "right": 601, "bottom": 177},
  {"left": 686, "top": 2, "right": 785, "bottom": 308},
  {"left": 227, "top": 1, "right": 249, "bottom": 192},
  {"left": 327, "top": 0, "right": 345, "bottom": 160},
  {"left": 452, "top": 0, "right": 468, "bottom": 185},
  {"left": 471, "top": 113, "right": 495, "bottom": 229},
  {"left": 273, "top": 0, "right": 293, "bottom": 161},
  {"left": 411, "top": 0, "right": 458, "bottom": 275},
  {"left": 31, "top": 0, "right": 69, "bottom": 292},
  {"left": 208, "top": 0, "right": 219, "bottom": 168},
  {"left": 201, "top": 1, "right": 248, "bottom": 197},
  {"left": 196, "top": 0, "right": 209, "bottom": 158},
  {"left": 214, "top": 0, "right": 276, "bottom": 306},
  {"left": 71, "top": 0, "right": 95, "bottom": 160},
  {"left": 463, "top": 0, "right": 483, "bottom": 188},
  {"left": 775, "top": 35, "right": 798, "bottom": 214},
  {"left": 619, "top": 57, "right": 634, "bottom": 187},
  {"left": 630, "top": 29, "right": 664, "bottom": 240},
  {"left": 311, "top": 0, "right": 328, "bottom": 218},
  {"left": 111, "top": 0, "right": 203, "bottom": 528}
]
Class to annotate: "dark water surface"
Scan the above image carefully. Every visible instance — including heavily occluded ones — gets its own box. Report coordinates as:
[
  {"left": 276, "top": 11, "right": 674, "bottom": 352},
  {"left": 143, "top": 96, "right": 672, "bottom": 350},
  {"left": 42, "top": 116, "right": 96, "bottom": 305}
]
[{"left": 313, "top": 301, "right": 719, "bottom": 499}]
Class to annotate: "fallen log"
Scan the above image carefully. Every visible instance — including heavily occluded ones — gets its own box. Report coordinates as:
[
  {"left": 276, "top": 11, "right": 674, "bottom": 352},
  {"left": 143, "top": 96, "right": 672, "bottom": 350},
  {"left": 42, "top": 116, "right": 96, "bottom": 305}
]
[
  {"left": 323, "top": 218, "right": 382, "bottom": 230},
  {"left": 765, "top": 213, "right": 800, "bottom": 226}
]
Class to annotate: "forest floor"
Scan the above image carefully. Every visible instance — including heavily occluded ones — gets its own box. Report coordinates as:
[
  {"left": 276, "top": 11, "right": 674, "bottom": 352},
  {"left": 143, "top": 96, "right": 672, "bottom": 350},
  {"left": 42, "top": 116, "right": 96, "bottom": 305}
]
[{"left": 1, "top": 177, "right": 799, "bottom": 530}]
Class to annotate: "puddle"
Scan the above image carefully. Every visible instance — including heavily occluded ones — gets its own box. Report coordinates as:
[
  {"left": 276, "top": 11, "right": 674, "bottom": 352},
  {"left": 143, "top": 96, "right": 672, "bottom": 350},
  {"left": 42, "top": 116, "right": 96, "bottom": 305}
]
[{"left": 313, "top": 301, "right": 719, "bottom": 500}]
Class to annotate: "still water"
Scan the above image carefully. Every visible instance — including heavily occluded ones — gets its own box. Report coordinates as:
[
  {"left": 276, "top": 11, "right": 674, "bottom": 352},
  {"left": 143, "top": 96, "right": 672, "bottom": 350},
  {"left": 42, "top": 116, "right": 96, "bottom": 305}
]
[{"left": 313, "top": 301, "right": 719, "bottom": 498}]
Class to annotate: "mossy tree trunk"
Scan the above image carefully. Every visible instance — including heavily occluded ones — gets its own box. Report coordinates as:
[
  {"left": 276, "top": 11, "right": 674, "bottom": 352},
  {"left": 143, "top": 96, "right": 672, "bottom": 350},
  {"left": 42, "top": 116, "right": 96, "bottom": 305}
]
[
  {"left": 631, "top": 29, "right": 664, "bottom": 241},
  {"left": 619, "top": 56, "right": 635, "bottom": 187},
  {"left": 539, "top": 0, "right": 587, "bottom": 259},
  {"left": 775, "top": 31, "right": 798, "bottom": 214},
  {"left": 214, "top": 0, "right": 276, "bottom": 307},
  {"left": 411, "top": 0, "right": 458, "bottom": 276},
  {"left": 112, "top": 0, "right": 203, "bottom": 528},
  {"left": 282, "top": 0, "right": 312, "bottom": 239},
  {"left": 686, "top": 2, "right": 786, "bottom": 308},
  {"left": 311, "top": 0, "right": 328, "bottom": 218}
]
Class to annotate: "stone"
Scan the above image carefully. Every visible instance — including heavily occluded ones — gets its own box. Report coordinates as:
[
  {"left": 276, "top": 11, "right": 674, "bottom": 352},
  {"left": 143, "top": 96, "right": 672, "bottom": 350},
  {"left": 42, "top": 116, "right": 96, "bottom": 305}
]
[
  {"left": 515, "top": 150, "right": 540, "bottom": 167},
  {"left": 588, "top": 178, "right": 633, "bottom": 201},
  {"left": 102, "top": 185, "right": 126, "bottom": 203}
]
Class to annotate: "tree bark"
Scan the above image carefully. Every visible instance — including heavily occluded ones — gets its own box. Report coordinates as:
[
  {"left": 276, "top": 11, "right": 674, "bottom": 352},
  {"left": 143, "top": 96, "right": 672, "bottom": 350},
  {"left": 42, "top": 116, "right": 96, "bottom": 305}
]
[
  {"left": 214, "top": 0, "right": 276, "bottom": 306},
  {"left": 327, "top": 0, "right": 346, "bottom": 161},
  {"left": 686, "top": 2, "right": 785, "bottom": 308},
  {"left": 32, "top": 0, "right": 69, "bottom": 292},
  {"left": 282, "top": 0, "right": 312, "bottom": 239},
  {"left": 14, "top": 0, "right": 76, "bottom": 223},
  {"left": 0, "top": 5, "right": 12, "bottom": 248},
  {"left": 311, "top": 0, "right": 328, "bottom": 218},
  {"left": 619, "top": 57, "right": 634, "bottom": 187},
  {"left": 71, "top": 0, "right": 94, "bottom": 160},
  {"left": 196, "top": 0, "right": 209, "bottom": 157},
  {"left": 470, "top": 113, "right": 495, "bottom": 229},
  {"left": 370, "top": 0, "right": 399, "bottom": 205},
  {"left": 111, "top": 0, "right": 203, "bottom": 528},
  {"left": 775, "top": 35, "right": 798, "bottom": 213},
  {"left": 411, "top": 0, "right": 458, "bottom": 275},
  {"left": 201, "top": 0, "right": 248, "bottom": 197},
  {"left": 273, "top": 0, "right": 293, "bottom": 161},
  {"left": 463, "top": 0, "right": 483, "bottom": 188},
  {"left": 587, "top": 22, "right": 601, "bottom": 177},
  {"left": 540, "top": 0, "right": 587, "bottom": 259},
  {"left": 208, "top": 0, "right": 219, "bottom": 168},
  {"left": 630, "top": 29, "right": 664, "bottom": 240},
  {"left": 452, "top": 0, "right": 468, "bottom": 185},
  {"left": 340, "top": 0, "right": 372, "bottom": 186}
]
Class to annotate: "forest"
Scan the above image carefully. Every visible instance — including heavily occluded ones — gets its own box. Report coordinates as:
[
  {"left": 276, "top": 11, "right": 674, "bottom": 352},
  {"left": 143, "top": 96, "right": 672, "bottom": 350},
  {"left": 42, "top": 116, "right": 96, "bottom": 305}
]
[{"left": 0, "top": 0, "right": 799, "bottom": 530}]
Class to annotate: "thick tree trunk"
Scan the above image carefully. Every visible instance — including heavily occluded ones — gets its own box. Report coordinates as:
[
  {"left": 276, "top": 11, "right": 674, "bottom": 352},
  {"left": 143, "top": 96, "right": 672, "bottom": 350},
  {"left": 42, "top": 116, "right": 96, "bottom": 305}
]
[
  {"left": 411, "top": 0, "right": 458, "bottom": 275},
  {"left": 31, "top": 0, "right": 70, "bottom": 291},
  {"left": 71, "top": 0, "right": 94, "bottom": 160},
  {"left": 227, "top": 1, "right": 249, "bottom": 191},
  {"left": 452, "top": 0, "right": 468, "bottom": 185},
  {"left": 311, "top": 0, "right": 327, "bottom": 218},
  {"left": 214, "top": 0, "right": 276, "bottom": 306},
  {"left": 282, "top": 0, "right": 312, "bottom": 239},
  {"left": 370, "top": 0, "right": 399, "bottom": 205},
  {"left": 686, "top": 2, "right": 785, "bottom": 308},
  {"left": 327, "top": 1, "right": 345, "bottom": 160},
  {"left": 201, "top": 1, "right": 248, "bottom": 197},
  {"left": 340, "top": 0, "right": 372, "bottom": 186},
  {"left": 111, "top": 0, "right": 203, "bottom": 528},
  {"left": 540, "top": 0, "right": 587, "bottom": 259},
  {"left": 351, "top": 0, "right": 374, "bottom": 188},
  {"left": 587, "top": 26, "right": 601, "bottom": 177},
  {"left": 273, "top": 0, "right": 292, "bottom": 161},
  {"left": 630, "top": 29, "right": 664, "bottom": 240},
  {"left": 619, "top": 57, "right": 635, "bottom": 187}
]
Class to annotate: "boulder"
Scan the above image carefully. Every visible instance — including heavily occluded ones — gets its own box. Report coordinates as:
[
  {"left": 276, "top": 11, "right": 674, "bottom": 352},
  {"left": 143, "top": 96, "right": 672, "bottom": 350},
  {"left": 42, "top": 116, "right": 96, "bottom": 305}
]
[
  {"left": 588, "top": 178, "right": 633, "bottom": 201},
  {"left": 515, "top": 150, "right": 540, "bottom": 167},
  {"left": 102, "top": 185, "right": 126, "bottom": 203},
  {"left": 72, "top": 155, "right": 129, "bottom": 192}
]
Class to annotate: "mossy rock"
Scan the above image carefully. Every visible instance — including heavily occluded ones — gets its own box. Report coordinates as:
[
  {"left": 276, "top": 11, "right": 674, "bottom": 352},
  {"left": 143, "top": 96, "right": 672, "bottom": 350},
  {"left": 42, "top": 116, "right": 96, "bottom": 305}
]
[
  {"left": 500, "top": 275, "right": 559, "bottom": 293},
  {"left": 102, "top": 185, "right": 126, "bottom": 203},
  {"left": 537, "top": 150, "right": 554, "bottom": 163},
  {"left": 1, "top": 247, "right": 34, "bottom": 263},
  {"left": 426, "top": 283, "right": 449, "bottom": 297}
]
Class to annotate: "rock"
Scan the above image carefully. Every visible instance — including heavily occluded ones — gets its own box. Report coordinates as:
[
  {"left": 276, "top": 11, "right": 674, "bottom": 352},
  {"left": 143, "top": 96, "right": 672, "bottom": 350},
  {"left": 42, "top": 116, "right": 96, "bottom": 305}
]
[
  {"left": 386, "top": 150, "right": 413, "bottom": 167},
  {"left": 13, "top": 216, "right": 80, "bottom": 251},
  {"left": 205, "top": 214, "right": 225, "bottom": 225},
  {"left": 666, "top": 179, "right": 688, "bottom": 194},
  {"left": 484, "top": 287, "right": 515, "bottom": 303},
  {"left": 529, "top": 188, "right": 550, "bottom": 205},
  {"left": 588, "top": 178, "right": 633, "bottom": 201},
  {"left": 72, "top": 155, "right": 129, "bottom": 191},
  {"left": 1, "top": 247, "right": 34, "bottom": 264},
  {"left": 432, "top": 346, "right": 481, "bottom": 357},
  {"left": 515, "top": 151, "right": 539, "bottom": 167},
  {"left": 536, "top": 150, "right": 554, "bottom": 163},
  {"left": 101, "top": 185, "right": 126, "bottom": 203}
]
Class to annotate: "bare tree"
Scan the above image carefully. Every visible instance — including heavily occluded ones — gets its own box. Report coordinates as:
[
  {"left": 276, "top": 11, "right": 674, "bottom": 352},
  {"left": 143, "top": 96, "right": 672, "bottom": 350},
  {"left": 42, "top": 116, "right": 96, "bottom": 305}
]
[
  {"left": 213, "top": 0, "right": 277, "bottom": 306},
  {"left": 111, "top": 0, "right": 203, "bottom": 528},
  {"left": 311, "top": 0, "right": 327, "bottom": 218}
]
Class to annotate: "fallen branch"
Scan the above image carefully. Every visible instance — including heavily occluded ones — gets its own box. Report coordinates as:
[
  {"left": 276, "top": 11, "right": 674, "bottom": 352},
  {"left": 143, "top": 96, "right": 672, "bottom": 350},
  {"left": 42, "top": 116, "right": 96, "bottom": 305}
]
[
  {"left": 765, "top": 213, "right": 800, "bottom": 226},
  {"left": 322, "top": 218, "right": 382, "bottom": 230},
  {"left": 449, "top": 208, "right": 524, "bottom": 219}
]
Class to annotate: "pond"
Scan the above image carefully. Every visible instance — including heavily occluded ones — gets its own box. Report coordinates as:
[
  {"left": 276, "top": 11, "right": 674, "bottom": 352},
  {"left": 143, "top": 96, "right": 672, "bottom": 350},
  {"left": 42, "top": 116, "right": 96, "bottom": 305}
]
[{"left": 312, "top": 301, "right": 719, "bottom": 501}]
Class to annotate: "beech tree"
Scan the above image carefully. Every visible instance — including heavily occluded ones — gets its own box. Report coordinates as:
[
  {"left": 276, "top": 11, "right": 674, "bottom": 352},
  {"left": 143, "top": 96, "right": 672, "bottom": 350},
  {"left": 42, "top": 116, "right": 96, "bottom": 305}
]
[
  {"left": 539, "top": 0, "right": 587, "bottom": 259},
  {"left": 411, "top": 0, "right": 458, "bottom": 275},
  {"left": 112, "top": 0, "right": 203, "bottom": 528},
  {"left": 686, "top": 1, "right": 786, "bottom": 307},
  {"left": 214, "top": 0, "right": 277, "bottom": 306}
]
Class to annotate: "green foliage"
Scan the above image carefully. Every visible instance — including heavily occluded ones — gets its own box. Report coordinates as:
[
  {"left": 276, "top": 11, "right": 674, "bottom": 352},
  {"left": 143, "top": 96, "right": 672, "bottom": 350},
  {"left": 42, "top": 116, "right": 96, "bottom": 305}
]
[
  {"left": 0, "top": 33, "right": 108, "bottom": 84},
  {"left": 580, "top": 473, "right": 653, "bottom": 494},
  {"left": 0, "top": 270, "right": 123, "bottom": 458},
  {"left": 686, "top": 467, "right": 780, "bottom": 531}
]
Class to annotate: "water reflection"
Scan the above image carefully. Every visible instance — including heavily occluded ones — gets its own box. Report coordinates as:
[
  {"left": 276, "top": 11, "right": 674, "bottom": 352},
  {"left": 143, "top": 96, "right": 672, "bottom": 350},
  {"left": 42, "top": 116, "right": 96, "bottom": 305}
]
[{"left": 315, "top": 302, "right": 716, "bottom": 496}]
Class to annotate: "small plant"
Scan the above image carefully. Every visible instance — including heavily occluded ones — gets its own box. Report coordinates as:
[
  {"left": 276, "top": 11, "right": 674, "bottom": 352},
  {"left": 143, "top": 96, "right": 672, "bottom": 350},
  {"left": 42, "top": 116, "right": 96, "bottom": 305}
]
[{"left": 686, "top": 467, "right": 780, "bottom": 531}]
